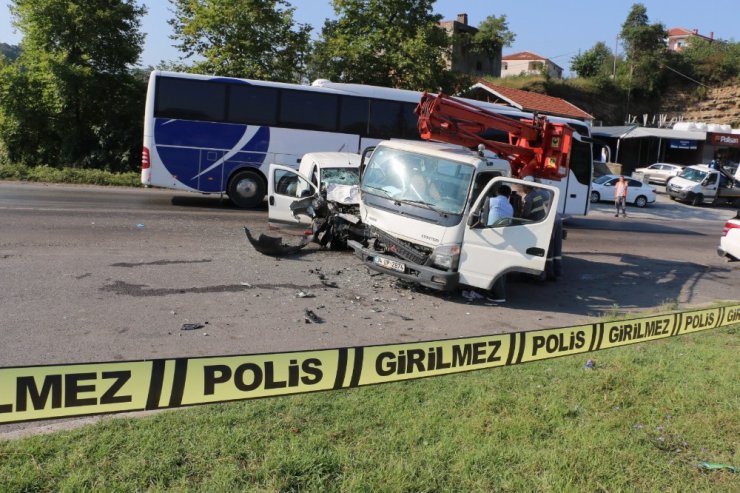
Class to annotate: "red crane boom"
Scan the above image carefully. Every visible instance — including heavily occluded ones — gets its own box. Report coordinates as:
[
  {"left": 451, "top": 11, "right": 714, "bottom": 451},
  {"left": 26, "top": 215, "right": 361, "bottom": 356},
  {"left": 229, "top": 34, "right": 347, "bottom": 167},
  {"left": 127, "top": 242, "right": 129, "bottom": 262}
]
[{"left": 415, "top": 92, "right": 574, "bottom": 180}]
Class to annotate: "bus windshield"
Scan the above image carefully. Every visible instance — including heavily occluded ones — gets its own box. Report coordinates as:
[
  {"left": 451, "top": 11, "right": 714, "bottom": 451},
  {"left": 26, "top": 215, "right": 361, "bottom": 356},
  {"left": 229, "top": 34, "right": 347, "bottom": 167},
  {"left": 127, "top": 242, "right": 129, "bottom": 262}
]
[{"left": 361, "top": 147, "right": 474, "bottom": 215}]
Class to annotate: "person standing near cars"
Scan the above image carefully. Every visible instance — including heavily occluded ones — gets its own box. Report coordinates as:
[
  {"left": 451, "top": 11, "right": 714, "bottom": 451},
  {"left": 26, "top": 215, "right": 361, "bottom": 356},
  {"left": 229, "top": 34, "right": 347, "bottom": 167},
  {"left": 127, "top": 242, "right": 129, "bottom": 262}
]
[{"left": 614, "top": 175, "right": 628, "bottom": 217}]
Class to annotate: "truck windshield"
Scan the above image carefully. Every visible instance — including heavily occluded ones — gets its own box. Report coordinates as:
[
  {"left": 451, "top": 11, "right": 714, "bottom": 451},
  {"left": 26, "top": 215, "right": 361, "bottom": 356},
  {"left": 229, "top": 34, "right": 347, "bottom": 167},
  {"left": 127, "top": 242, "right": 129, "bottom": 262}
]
[
  {"left": 678, "top": 168, "right": 707, "bottom": 183},
  {"left": 361, "top": 147, "right": 474, "bottom": 215}
]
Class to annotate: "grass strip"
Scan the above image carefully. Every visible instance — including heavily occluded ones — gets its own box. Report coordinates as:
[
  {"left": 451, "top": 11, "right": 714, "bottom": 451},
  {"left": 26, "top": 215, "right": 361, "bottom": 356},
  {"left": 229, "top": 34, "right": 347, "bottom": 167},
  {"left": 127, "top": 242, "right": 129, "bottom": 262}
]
[
  {"left": 1, "top": 328, "right": 738, "bottom": 492},
  {"left": 0, "top": 163, "right": 140, "bottom": 187}
]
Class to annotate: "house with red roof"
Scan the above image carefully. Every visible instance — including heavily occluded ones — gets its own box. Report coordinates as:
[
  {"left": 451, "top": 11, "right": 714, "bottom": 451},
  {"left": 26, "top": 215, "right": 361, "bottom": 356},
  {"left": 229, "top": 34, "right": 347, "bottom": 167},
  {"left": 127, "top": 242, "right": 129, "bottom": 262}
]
[
  {"left": 501, "top": 51, "right": 563, "bottom": 79},
  {"left": 466, "top": 79, "right": 593, "bottom": 123},
  {"left": 667, "top": 28, "right": 714, "bottom": 52}
]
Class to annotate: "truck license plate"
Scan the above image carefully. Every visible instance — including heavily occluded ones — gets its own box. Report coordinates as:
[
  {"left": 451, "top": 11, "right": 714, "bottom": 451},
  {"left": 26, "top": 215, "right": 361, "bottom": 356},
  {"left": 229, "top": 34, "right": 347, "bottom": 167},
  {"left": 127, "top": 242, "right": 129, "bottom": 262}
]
[{"left": 374, "top": 256, "right": 405, "bottom": 273}]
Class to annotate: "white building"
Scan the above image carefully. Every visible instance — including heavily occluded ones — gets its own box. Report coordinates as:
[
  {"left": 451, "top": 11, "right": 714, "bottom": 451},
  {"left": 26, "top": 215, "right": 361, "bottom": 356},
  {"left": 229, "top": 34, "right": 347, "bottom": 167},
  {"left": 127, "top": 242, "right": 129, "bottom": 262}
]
[{"left": 501, "top": 51, "right": 562, "bottom": 79}]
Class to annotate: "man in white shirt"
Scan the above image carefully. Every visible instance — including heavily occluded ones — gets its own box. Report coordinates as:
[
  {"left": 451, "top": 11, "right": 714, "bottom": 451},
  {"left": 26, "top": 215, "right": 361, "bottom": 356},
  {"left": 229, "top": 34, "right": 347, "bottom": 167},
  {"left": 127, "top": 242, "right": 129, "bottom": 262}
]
[{"left": 487, "top": 184, "right": 514, "bottom": 226}]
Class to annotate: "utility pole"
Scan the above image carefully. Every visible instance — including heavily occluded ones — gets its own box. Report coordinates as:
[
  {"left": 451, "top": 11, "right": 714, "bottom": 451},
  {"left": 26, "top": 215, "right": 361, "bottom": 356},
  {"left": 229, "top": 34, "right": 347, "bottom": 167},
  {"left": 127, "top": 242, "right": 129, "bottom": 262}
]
[{"left": 612, "top": 34, "right": 618, "bottom": 79}]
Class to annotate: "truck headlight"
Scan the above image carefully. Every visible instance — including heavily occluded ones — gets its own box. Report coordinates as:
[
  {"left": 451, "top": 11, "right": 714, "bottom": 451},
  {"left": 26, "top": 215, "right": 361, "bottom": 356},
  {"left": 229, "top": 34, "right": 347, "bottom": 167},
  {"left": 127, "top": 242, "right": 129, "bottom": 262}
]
[{"left": 430, "top": 244, "right": 461, "bottom": 270}]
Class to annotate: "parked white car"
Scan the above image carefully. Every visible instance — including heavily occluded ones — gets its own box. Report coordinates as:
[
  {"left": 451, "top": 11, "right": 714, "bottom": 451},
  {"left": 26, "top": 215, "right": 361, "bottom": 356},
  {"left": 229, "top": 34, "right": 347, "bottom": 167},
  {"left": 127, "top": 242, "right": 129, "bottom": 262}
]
[
  {"left": 634, "top": 163, "right": 683, "bottom": 185},
  {"left": 590, "top": 175, "right": 656, "bottom": 208},
  {"left": 718, "top": 212, "right": 740, "bottom": 261}
]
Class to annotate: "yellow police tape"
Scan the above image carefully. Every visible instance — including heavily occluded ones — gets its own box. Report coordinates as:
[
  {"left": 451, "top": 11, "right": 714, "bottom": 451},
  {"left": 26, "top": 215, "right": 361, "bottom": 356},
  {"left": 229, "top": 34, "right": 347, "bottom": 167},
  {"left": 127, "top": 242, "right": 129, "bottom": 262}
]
[{"left": 1, "top": 304, "right": 738, "bottom": 424}]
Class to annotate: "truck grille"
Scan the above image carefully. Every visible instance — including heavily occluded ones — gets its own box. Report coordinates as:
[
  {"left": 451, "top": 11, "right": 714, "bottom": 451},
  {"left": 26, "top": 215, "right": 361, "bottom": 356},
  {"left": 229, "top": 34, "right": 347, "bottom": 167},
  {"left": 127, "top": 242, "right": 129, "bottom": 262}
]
[{"left": 372, "top": 228, "right": 430, "bottom": 265}]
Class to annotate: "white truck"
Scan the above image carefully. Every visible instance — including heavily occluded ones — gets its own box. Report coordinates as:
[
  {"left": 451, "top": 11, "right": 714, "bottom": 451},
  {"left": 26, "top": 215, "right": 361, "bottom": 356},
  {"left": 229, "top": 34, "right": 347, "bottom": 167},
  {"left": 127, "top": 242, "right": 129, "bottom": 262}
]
[
  {"left": 667, "top": 164, "right": 740, "bottom": 207},
  {"left": 347, "top": 139, "right": 560, "bottom": 291}
]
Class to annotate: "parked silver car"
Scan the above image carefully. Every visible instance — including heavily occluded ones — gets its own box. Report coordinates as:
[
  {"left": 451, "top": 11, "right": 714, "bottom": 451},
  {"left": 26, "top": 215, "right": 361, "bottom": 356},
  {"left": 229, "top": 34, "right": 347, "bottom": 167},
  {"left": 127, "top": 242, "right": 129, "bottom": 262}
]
[{"left": 634, "top": 163, "right": 683, "bottom": 185}]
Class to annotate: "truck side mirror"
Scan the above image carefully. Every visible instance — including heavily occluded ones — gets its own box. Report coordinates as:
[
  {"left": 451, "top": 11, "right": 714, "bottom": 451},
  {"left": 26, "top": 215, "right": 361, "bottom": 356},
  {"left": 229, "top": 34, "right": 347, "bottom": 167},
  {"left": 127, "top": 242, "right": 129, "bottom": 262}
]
[
  {"left": 467, "top": 211, "right": 481, "bottom": 227},
  {"left": 360, "top": 146, "right": 376, "bottom": 177}
]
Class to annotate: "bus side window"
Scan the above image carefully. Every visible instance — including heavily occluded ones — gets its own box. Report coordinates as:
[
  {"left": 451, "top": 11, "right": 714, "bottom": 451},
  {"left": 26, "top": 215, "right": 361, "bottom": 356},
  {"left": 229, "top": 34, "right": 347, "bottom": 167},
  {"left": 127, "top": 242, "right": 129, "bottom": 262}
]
[
  {"left": 339, "top": 96, "right": 369, "bottom": 135},
  {"left": 155, "top": 77, "right": 226, "bottom": 122},
  {"left": 228, "top": 85, "right": 278, "bottom": 125},
  {"left": 279, "top": 90, "right": 338, "bottom": 132}
]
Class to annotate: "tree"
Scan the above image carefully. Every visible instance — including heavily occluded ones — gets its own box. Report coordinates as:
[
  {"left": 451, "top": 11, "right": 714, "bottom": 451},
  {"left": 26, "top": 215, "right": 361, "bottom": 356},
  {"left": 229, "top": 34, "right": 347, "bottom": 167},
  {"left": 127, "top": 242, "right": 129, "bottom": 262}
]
[
  {"left": 471, "top": 14, "right": 515, "bottom": 60},
  {"left": 618, "top": 3, "right": 667, "bottom": 93},
  {"left": 168, "top": 0, "right": 311, "bottom": 82},
  {"left": 308, "top": 0, "right": 450, "bottom": 91},
  {"left": 0, "top": 43, "right": 21, "bottom": 62},
  {"left": 680, "top": 37, "right": 740, "bottom": 86},
  {"left": 1, "top": 0, "right": 147, "bottom": 170},
  {"left": 570, "top": 42, "right": 613, "bottom": 78}
]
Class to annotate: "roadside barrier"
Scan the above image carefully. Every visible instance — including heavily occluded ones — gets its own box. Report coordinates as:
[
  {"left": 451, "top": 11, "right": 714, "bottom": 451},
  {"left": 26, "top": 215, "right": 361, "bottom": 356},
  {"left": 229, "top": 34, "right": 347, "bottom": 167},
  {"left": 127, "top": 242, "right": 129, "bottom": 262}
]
[{"left": 1, "top": 304, "right": 738, "bottom": 425}]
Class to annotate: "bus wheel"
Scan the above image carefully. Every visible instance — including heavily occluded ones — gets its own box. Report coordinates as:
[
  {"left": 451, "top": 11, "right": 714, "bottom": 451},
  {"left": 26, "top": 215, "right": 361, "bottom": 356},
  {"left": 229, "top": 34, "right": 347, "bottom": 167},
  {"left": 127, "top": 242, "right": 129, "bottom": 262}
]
[{"left": 228, "top": 169, "right": 265, "bottom": 208}]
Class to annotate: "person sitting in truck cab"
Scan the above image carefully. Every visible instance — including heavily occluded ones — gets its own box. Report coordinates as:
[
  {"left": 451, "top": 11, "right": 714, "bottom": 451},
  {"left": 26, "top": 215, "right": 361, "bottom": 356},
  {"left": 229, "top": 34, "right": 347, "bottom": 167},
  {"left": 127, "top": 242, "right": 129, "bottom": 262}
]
[
  {"left": 486, "top": 184, "right": 514, "bottom": 226},
  {"left": 404, "top": 164, "right": 441, "bottom": 203}
]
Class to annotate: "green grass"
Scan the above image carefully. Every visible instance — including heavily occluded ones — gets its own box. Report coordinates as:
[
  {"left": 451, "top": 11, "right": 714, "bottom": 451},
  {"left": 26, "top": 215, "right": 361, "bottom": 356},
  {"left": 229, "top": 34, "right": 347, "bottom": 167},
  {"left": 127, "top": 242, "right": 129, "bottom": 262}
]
[
  {"left": 1, "top": 327, "right": 738, "bottom": 492},
  {"left": 0, "top": 162, "right": 140, "bottom": 187}
]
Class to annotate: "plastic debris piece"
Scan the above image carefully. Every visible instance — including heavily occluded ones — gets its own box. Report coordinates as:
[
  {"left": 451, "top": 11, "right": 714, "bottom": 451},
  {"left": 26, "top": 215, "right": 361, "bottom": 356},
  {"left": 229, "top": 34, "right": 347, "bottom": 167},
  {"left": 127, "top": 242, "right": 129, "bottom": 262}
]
[
  {"left": 244, "top": 227, "right": 311, "bottom": 256},
  {"left": 698, "top": 462, "right": 737, "bottom": 473},
  {"left": 240, "top": 282, "right": 252, "bottom": 287},
  {"left": 136, "top": 223, "right": 145, "bottom": 229},
  {"left": 584, "top": 359, "right": 594, "bottom": 369},
  {"left": 461, "top": 290, "right": 484, "bottom": 300},
  {"left": 304, "top": 309, "right": 324, "bottom": 324},
  {"left": 181, "top": 323, "right": 205, "bottom": 331},
  {"left": 297, "top": 291, "right": 315, "bottom": 298}
]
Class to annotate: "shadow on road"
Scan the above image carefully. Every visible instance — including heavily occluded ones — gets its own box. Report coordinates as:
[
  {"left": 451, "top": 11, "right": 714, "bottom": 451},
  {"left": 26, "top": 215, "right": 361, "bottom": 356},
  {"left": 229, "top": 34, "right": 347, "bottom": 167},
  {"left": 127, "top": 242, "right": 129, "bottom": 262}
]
[
  {"left": 418, "top": 251, "right": 733, "bottom": 319},
  {"left": 170, "top": 194, "right": 268, "bottom": 212},
  {"left": 504, "top": 252, "right": 733, "bottom": 317},
  {"left": 566, "top": 216, "right": 703, "bottom": 235}
]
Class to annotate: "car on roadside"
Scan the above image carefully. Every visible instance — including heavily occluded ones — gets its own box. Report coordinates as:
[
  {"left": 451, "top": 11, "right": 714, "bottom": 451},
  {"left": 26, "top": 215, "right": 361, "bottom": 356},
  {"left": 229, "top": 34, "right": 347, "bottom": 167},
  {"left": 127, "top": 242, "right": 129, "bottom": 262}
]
[
  {"left": 590, "top": 175, "right": 656, "bottom": 208},
  {"left": 718, "top": 211, "right": 740, "bottom": 261},
  {"left": 634, "top": 163, "right": 683, "bottom": 185}
]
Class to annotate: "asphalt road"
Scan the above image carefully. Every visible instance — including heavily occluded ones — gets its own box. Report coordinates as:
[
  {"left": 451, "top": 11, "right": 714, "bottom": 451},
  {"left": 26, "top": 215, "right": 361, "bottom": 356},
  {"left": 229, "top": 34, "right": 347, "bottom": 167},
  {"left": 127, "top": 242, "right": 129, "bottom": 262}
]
[{"left": 1, "top": 181, "right": 738, "bottom": 435}]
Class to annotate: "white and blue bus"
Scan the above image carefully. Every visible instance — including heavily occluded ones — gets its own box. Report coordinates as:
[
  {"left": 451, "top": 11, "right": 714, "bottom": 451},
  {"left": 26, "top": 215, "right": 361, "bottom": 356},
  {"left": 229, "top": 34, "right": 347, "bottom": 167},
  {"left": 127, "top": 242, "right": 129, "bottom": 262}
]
[{"left": 142, "top": 70, "right": 593, "bottom": 214}]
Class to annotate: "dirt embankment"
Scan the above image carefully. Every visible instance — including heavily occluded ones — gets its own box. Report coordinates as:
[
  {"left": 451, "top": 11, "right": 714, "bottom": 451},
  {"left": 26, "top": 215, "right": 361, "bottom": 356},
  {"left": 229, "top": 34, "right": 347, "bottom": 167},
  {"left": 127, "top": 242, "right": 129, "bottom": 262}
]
[{"left": 659, "top": 84, "right": 740, "bottom": 126}]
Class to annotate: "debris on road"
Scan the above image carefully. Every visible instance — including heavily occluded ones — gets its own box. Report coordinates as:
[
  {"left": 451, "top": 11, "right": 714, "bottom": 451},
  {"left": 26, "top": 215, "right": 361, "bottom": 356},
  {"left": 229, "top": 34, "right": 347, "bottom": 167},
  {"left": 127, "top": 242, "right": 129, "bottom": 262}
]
[
  {"left": 244, "top": 227, "right": 312, "bottom": 256},
  {"left": 181, "top": 323, "right": 205, "bottom": 331},
  {"left": 304, "top": 309, "right": 324, "bottom": 324},
  {"left": 461, "top": 290, "right": 485, "bottom": 301}
]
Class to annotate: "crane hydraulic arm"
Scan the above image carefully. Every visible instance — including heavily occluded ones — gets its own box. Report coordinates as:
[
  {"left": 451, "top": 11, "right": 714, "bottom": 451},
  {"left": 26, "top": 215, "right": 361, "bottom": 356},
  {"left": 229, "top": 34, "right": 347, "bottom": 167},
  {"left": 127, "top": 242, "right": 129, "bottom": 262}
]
[{"left": 415, "top": 92, "right": 574, "bottom": 180}]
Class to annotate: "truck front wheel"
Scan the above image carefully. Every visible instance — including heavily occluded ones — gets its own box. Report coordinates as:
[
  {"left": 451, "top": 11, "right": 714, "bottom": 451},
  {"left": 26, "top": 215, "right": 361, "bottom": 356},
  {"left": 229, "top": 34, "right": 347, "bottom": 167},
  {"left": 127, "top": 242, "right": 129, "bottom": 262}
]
[{"left": 690, "top": 194, "right": 704, "bottom": 207}]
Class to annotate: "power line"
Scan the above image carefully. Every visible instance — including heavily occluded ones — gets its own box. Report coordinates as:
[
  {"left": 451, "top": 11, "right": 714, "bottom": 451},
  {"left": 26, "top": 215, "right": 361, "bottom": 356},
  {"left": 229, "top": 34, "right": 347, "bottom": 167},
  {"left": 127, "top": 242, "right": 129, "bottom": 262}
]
[{"left": 660, "top": 63, "right": 713, "bottom": 89}]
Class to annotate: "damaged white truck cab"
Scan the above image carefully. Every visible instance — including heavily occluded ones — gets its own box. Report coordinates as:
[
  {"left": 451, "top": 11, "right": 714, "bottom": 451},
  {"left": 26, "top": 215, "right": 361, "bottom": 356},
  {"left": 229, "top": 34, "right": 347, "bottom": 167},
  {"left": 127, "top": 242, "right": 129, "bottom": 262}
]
[{"left": 348, "top": 139, "right": 559, "bottom": 291}]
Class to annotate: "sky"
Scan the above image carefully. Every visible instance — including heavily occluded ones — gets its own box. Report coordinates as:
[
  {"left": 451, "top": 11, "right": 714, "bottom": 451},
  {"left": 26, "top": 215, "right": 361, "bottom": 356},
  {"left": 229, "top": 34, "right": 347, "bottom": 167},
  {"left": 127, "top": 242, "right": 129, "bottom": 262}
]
[{"left": 2, "top": 0, "right": 738, "bottom": 76}]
